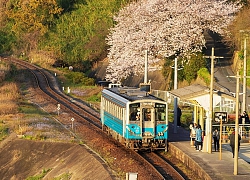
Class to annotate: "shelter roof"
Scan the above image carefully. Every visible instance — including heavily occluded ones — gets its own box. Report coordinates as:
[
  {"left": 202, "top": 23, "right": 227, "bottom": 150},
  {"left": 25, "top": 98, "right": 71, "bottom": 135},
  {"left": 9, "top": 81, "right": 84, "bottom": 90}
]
[
  {"left": 170, "top": 84, "right": 209, "bottom": 99},
  {"left": 169, "top": 84, "right": 235, "bottom": 110}
]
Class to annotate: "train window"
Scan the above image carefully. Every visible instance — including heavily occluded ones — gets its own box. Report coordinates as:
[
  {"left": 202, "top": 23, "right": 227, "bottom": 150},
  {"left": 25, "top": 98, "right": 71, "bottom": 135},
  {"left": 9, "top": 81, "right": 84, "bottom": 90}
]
[
  {"left": 143, "top": 108, "right": 151, "bottom": 121},
  {"left": 110, "top": 102, "right": 113, "bottom": 115},
  {"left": 118, "top": 106, "right": 120, "bottom": 119},
  {"left": 112, "top": 102, "right": 114, "bottom": 115},
  {"left": 117, "top": 106, "right": 119, "bottom": 118},
  {"left": 129, "top": 103, "right": 140, "bottom": 121},
  {"left": 114, "top": 104, "right": 116, "bottom": 116},
  {"left": 107, "top": 101, "right": 109, "bottom": 112},
  {"left": 155, "top": 103, "right": 166, "bottom": 121},
  {"left": 122, "top": 108, "right": 125, "bottom": 120}
]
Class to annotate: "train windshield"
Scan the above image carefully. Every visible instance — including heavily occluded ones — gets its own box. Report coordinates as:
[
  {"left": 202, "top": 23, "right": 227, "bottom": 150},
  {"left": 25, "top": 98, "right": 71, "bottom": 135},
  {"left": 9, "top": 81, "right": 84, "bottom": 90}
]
[
  {"left": 129, "top": 103, "right": 140, "bottom": 121},
  {"left": 155, "top": 103, "right": 166, "bottom": 121}
]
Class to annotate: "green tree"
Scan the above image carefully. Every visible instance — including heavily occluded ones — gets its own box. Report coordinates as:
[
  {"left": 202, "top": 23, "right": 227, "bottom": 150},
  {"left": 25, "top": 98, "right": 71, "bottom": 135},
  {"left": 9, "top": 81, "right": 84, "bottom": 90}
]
[
  {"left": 0, "top": 30, "right": 15, "bottom": 54},
  {"left": 5, "top": 0, "right": 63, "bottom": 53},
  {"left": 43, "top": 0, "right": 130, "bottom": 70},
  {"left": 184, "top": 52, "right": 207, "bottom": 84},
  {"left": 6, "top": 0, "right": 62, "bottom": 36}
]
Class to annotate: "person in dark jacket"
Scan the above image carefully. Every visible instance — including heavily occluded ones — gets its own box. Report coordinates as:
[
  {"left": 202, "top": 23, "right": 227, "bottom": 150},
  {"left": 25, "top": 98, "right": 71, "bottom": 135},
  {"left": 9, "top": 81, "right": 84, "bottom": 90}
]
[
  {"left": 241, "top": 111, "right": 249, "bottom": 124},
  {"left": 229, "top": 131, "right": 241, "bottom": 158},
  {"left": 239, "top": 114, "right": 242, "bottom": 124},
  {"left": 213, "top": 128, "right": 220, "bottom": 152}
]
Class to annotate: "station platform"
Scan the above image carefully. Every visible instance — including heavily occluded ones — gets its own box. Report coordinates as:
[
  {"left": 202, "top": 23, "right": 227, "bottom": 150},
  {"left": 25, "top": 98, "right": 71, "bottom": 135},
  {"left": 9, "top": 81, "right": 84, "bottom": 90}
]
[{"left": 168, "top": 123, "right": 250, "bottom": 180}]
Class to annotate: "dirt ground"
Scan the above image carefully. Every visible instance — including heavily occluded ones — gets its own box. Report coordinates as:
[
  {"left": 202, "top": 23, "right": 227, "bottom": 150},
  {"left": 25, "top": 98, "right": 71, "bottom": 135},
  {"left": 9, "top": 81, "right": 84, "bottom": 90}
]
[
  {"left": 0, "top": 136, "right": 114, "bottom": 180},
  {"left": 0, "top": 64, "right": 117, "bottom": 180}
]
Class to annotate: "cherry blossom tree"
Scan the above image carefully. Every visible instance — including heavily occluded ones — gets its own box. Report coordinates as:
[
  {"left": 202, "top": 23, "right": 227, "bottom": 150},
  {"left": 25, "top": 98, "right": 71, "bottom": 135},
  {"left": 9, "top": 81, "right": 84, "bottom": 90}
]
[{"left": 106, "top": 0, "right": 242, "bottom": 83}]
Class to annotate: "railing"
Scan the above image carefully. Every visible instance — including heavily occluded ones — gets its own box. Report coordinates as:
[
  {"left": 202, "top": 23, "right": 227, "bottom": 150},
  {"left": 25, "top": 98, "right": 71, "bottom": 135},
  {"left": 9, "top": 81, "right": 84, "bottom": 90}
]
[{"left": 212, "top": 124, "right": 250, "bottom": 143}]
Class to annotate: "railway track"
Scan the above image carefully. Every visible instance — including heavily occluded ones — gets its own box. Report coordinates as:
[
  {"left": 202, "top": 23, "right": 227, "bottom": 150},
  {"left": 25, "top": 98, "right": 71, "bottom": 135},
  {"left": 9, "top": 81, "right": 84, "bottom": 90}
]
[
  {"left": 139, "top": 151, "right": 186, "bottom": 180},
  {"left": 4, "top": 56, "right": 192, "bottom": 179},
  {"left": 9, "top": 57, "right": 101, "bottom": 129}
]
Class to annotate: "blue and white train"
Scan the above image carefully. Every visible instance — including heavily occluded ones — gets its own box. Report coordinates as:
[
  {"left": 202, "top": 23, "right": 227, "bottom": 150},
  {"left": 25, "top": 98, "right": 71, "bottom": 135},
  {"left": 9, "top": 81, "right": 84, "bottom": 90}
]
[{"left": 100, "top": 85, "right": 168, "bottom": 151}]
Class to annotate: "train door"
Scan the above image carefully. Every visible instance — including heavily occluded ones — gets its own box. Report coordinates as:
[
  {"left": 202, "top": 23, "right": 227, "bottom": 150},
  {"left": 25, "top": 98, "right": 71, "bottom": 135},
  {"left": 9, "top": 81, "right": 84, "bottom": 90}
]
[
  {"left": 142, "top": 107, "right": 155, "bottom": 137},
  {"left": 127, "top": 103, "right": 141, "bottom": 139}
]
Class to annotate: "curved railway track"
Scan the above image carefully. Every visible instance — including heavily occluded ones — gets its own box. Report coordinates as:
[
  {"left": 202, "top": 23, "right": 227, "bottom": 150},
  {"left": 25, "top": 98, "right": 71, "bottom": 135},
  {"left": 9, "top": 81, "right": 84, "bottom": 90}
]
[
  {"left": 10, "top": 57, "right": 101, "bottom": 129},
  {"left": 5, "top": 56, "right": 191, "bottom": 179}
]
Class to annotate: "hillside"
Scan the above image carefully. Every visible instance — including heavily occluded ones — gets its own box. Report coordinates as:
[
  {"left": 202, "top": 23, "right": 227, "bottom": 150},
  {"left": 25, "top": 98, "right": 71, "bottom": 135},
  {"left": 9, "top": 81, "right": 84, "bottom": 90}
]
[{"left": 0, "top": 135, "right": 114, "bottom": 180}]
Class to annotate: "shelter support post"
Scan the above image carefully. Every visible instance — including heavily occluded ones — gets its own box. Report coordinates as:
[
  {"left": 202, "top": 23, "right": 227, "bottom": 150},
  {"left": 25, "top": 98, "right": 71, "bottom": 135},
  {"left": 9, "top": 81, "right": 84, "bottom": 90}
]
[
  {"left": 199, "top": 107, "right": 205, "bottom": 131},
  {"left": 193, "top": 106, "right": 198, "bottom": 124}
]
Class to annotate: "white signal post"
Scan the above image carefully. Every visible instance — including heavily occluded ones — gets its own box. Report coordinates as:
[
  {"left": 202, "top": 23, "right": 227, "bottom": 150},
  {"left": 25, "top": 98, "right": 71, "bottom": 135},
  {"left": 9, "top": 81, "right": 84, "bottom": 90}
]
[
  {"left": 71, "top": 118, "right": 75, "bottom": 130},
  {"left": 57, "top": 104, "right": 60, "bottom": 116},
  {"left": 203, "top": 47, "right": 223, "bottom": 154}
]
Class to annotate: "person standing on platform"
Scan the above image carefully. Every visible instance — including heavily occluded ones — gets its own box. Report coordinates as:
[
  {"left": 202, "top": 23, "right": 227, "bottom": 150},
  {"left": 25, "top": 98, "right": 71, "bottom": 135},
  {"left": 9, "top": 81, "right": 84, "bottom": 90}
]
[
  {"left": 189, "top": 123, "right": 195, "bottom": 147},
  {"left": 239, "top": 114, "right": 242, "bottom": 124},
  {"left": 229, "top": 130, "right": 241, "bottom": 158},
  {"left": 212, "top": 128, "right": 220, "bottom": 151},
  {"left": 244, "top": 111, "right": 250, "bottom": 124},
  {"left": 190, "top": 123, "right": 197, "bottom": 147},
  {"left": 195, "top": 124, "right": 202, "bottom": 151},
  {"left": 241, "top": 111, "right": 249, "bottom": 124},
  {"left": 177, "top": 106, "right": 182, "bottom": 127}
]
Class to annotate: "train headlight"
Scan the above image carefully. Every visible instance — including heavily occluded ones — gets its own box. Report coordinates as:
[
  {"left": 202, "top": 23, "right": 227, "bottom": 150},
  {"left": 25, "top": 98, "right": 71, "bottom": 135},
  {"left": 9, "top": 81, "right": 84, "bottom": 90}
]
[
  {"left": 158, "top": 132, "right": 164, "bottom": 136},
  {"left": 143, "top": 132, "right": 152, "bottom": 136}
]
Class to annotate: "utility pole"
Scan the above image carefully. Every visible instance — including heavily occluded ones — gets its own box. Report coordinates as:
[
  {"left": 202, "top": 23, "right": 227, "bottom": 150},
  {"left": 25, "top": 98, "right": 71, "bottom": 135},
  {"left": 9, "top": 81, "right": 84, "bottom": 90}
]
[
  {"left": 227, "top": 72, "right": 240, "bottom": 175},
  {"left": 239, "top": 30, "right": 249, "bottom": 113},
  {"left": 227, "top": 72, "right": 250, "bottom": 175},
  {"left": 144, "top": 50, "right": 148, "bottom": 83},
  {"left": 172, "top": 57, "right": 182, "bottom": 133},
  {"left": 234, "top": 71, "right": 240, "bottom": 175},
  {"left": 242, "top": 37, "right": 247, "bottom": 113},
  {"left": 204, "top": 47, "right": 223, "bottom": 154},
  {"left": 173, "top": 57, "right": 178, "bottom": 134}
]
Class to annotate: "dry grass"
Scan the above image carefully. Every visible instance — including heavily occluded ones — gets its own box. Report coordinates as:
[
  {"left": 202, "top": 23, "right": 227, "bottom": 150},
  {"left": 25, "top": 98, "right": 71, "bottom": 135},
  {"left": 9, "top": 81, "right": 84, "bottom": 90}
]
[
  {"left": 0, "top": 62, "right": 10, "bottom": 82},
  {"left": 0, "top": 82, "right": 19, "bottom": 114},
  {"left": 28, "top": 50, "right": 56, "bottom": 68}
]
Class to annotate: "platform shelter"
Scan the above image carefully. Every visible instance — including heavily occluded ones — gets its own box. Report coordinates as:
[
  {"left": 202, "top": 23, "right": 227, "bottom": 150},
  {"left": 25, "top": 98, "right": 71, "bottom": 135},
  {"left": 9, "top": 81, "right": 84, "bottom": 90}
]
[{"left": 168, "top": 84, "right": 235, "bottom": 152}]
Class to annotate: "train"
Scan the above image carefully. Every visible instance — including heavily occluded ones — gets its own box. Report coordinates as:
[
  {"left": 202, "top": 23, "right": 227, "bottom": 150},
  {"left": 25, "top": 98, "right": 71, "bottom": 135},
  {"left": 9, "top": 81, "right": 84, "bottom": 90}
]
[{"left": 100, "top": 84, "right": 168, "bottom": 151}]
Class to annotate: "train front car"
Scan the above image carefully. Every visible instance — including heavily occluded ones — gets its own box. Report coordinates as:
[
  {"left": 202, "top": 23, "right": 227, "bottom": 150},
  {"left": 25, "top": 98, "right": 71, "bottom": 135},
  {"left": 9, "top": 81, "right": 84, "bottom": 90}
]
[
  {"left": 128, "top": 100, "right": 168, "bottom": 151},
  {"left": 100, "top": 86, "right": 168, "bottom": 151}
]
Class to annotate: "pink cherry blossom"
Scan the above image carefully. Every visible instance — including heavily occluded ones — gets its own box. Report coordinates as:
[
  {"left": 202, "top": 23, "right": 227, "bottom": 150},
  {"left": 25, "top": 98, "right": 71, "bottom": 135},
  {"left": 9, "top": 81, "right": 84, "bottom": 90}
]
[{"left": 106, "top": 0, "right": 242, "bottom": 83}]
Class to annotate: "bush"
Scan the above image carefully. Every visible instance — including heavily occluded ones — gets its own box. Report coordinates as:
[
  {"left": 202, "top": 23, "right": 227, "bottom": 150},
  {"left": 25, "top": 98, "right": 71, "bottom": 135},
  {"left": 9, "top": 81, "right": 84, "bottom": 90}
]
[
  {"left": 87, "top": 94, "right": 100, "bottom": 102},
  {"left": 184, "top": 52, "right": 207, "bottom": 84},
  {"left": 197, "top": 67, "right": 210, "bottom": 85},
  {"left": 65, "top": 71, "right": 95, "bottom": 86}
]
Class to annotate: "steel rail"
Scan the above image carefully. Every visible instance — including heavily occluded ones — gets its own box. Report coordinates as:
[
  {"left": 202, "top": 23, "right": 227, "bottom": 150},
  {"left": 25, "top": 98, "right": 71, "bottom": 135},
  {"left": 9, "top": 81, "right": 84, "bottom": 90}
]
[{"left": 139, "top": 151, "right": 186, "bottom": 180}]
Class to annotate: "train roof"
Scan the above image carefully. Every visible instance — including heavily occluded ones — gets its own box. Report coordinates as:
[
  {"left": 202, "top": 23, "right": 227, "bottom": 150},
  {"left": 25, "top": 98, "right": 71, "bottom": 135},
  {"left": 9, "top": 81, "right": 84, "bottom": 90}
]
[{"left": 102, "top": 87, "right": 164, "bottom": 102}]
